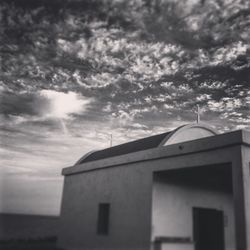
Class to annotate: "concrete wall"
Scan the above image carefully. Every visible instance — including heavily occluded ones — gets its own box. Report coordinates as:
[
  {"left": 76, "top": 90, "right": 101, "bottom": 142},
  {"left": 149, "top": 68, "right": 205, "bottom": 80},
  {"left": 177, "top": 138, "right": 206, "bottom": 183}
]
[
  {"left": 58, "top": 164, "right": 153, "bottom": 250},
  {"left": 152, "top": 176, "right": 235, "bottom": 250},
  {"left": 242, "top": 144, "right": 250, "bottom": 249}
]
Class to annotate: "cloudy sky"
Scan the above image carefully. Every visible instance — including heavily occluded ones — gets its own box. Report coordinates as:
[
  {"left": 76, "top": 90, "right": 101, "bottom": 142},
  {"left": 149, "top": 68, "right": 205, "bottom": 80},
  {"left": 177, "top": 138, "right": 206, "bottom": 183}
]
[{"left": 0, "top": 0, "right": 250, "bottom": 215}]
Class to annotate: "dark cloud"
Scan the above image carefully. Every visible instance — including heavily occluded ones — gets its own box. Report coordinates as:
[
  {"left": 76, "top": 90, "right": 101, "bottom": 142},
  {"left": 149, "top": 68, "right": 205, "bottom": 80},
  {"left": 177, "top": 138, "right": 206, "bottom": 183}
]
[{"left": 0, "top": 91, "right": 50, "bottom": 117}]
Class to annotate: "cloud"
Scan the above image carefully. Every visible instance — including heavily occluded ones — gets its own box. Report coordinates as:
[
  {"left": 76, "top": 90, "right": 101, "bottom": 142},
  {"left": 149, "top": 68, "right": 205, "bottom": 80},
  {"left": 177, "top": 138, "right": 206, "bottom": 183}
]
[
  {"left": 40, "top": 90, "right": 92, "bottom": 119},
  {"left": 0, "top": 89, "right": 92, "bottom": 121},
  {"left": 207, "top": 98, "right": 243, "bottom": 112},
  {"left": 0, "top": 91, "right": 49, "bottom": 117}
]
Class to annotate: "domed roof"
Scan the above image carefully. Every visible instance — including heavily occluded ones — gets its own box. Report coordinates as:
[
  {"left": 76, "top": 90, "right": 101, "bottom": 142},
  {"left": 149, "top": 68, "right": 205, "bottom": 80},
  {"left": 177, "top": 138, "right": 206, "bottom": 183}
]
[
  {"left": 160, "top": 123, "right": 218, "bottom": 146},
  {"left": 76, "top": 123, "right": 218, "bottom": 165}
]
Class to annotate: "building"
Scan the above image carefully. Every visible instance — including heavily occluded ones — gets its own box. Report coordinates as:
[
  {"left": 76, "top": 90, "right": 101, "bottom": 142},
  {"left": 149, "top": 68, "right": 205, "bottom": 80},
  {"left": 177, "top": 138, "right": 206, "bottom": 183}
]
[{"left": 58, "top": 123, "right": 250, "bottom": 250}]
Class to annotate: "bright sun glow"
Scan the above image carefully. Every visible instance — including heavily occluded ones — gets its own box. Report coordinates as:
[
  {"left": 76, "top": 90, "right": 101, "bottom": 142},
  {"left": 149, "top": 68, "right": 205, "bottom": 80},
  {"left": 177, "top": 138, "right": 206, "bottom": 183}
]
[{"left": 40, "top": 90, "right": 91, "bottom": 119}]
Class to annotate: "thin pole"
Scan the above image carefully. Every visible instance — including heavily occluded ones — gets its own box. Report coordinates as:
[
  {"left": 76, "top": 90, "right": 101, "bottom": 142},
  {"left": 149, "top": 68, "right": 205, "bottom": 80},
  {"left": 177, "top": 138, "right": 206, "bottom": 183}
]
[
  {"left": 110, "top": 134, "right": 113, "bottom": 147},
  {"left": 95, "top": 130, "right": 113, "bottom": 147},
  {"left": 197, "top": 104, "right": 200, "bottom": 123}
]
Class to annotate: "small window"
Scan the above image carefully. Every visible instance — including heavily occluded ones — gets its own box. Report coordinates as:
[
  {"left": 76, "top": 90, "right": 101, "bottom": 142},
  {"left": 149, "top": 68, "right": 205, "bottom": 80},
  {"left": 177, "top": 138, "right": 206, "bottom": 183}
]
[{"left": 97, "top": 203, "right": 110, "bottom": 235}]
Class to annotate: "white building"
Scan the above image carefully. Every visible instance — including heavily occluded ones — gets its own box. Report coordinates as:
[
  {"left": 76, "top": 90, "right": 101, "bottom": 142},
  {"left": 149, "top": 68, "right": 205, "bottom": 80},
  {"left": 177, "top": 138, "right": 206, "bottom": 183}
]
[{"left": 58, "top": 123, "right": 250, "bottom": 250}]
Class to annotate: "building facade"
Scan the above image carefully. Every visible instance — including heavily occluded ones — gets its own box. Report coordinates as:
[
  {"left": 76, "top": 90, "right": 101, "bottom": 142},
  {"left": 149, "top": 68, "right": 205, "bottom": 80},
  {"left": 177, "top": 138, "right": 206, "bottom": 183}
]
[{"left": 58, "top": 123, "right": 250, "bottom": 250}]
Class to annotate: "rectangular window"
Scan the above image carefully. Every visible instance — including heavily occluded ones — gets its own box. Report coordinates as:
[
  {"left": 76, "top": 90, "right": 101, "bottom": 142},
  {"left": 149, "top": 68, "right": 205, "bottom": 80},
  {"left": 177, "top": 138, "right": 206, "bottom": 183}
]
[{"left": 97, "top": 203, "right": 110, "bottom": 235}]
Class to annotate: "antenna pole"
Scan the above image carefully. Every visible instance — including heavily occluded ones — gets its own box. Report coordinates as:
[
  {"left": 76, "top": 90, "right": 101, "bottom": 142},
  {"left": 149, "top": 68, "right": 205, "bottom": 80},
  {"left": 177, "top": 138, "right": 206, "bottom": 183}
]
[
  {"left": 95, "top": 130, "right": 113, "bottom": 147},
  {"left": 196, "top": 105, "right": 200, "bottom": 123},
  {"left": 110, "top": 134, "right": 113, "bottom": 147}
]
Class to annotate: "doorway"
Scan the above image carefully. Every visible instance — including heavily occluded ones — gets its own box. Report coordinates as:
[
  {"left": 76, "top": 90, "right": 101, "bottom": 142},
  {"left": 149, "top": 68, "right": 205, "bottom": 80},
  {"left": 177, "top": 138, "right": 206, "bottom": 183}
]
[{"left": 193, "top": 207, "right": 225, "bottom": 250}]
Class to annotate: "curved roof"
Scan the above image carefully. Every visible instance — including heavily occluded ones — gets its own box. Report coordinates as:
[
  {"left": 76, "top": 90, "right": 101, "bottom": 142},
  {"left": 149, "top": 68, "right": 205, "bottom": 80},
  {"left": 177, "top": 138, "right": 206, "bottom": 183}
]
[
  {"left": 161, "top": 123, "right": 218, "bottom": 146},
  {"left": 77, "top": 131, "right": 172, "bottom": 164},
  {"left": 76, "top": 123, "right": 218, "bottom": 165}
]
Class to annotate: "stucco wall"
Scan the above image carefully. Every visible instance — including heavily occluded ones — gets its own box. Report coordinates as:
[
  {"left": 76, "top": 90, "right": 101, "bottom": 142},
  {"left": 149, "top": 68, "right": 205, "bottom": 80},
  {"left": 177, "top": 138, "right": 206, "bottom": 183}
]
[
  {"left": 58, "top": 164, "right": 153, "bottom": 250},
  {"left": 152, "top": 176, "right": 235, "bottom": 250},
  {"left": 242, "top": 145, "right": 250, "bottom": 249}
]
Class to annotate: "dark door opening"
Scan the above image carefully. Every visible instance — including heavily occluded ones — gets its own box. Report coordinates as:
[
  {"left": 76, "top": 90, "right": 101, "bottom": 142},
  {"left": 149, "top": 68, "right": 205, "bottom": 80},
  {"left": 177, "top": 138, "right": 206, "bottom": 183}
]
[{"left": 193, "top": 207, "right": 225, "bottom": 250}]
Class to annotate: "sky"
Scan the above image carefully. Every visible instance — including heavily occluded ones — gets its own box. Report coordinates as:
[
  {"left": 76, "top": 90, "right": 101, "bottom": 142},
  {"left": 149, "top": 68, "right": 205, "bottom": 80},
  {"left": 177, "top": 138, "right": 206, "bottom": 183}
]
[{"left": 0, "top": 0, "right": 250, "bottom": 215}]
